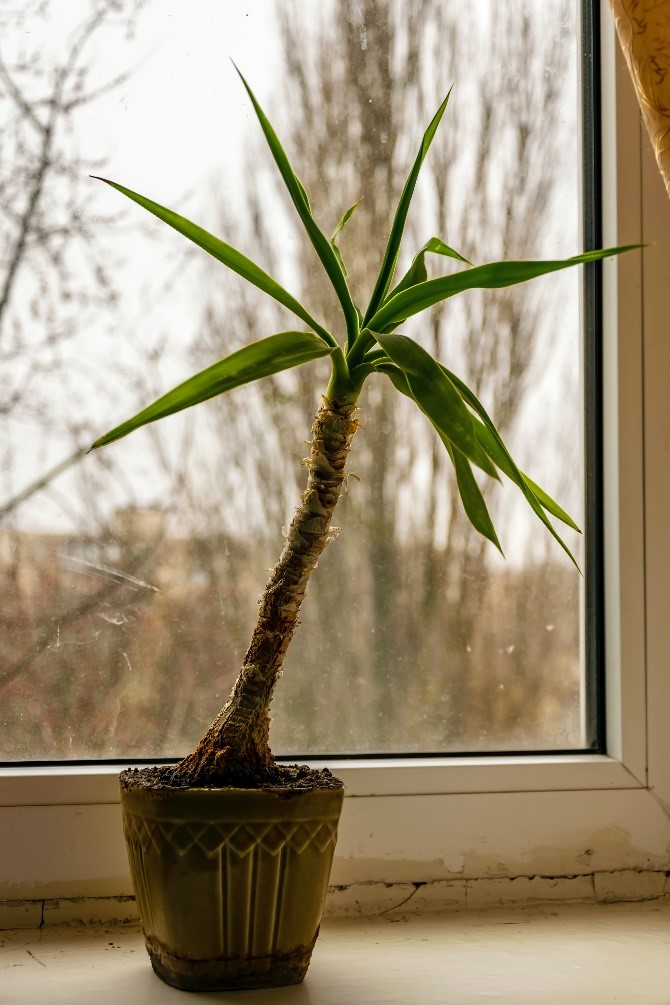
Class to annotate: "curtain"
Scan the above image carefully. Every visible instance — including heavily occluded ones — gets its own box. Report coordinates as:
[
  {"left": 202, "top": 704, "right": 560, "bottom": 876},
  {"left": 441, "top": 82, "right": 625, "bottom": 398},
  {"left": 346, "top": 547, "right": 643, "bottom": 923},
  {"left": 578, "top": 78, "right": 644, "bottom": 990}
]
[{"left": 610, "top": 0, "right": 670, "bottom": 196}]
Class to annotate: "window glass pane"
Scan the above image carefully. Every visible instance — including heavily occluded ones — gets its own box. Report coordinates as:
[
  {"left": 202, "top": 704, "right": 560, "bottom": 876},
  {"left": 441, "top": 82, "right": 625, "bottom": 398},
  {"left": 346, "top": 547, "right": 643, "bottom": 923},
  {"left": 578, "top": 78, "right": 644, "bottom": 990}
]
[{"left": 1, "top": 0, "right": 587, "bottom": 759}]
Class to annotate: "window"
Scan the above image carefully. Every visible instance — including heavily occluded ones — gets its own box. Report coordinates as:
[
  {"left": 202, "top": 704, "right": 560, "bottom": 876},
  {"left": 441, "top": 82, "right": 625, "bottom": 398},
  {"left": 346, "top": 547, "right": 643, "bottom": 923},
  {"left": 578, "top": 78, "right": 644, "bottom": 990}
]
[
  {"left": 3, "top": 0, "right": 590, "bottom": 761},
  {"left": 2, "top": 2, "right": 669, "bottom": 900}
]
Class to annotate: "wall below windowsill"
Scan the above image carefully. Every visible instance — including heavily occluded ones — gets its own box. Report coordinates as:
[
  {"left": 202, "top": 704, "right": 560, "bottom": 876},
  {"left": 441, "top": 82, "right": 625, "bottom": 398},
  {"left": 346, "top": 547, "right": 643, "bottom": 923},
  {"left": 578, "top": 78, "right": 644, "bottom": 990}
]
[
  {"left": 2, "top": 900, "right": 670, "bottom": 1004},
  {"left": 2, "top": 867, "right": 669, "bottom": 930}
]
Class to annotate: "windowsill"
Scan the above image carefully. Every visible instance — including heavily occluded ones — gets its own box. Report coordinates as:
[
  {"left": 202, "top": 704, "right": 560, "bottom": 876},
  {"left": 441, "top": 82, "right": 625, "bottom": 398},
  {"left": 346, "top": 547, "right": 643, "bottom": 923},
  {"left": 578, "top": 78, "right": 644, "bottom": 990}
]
[
  {"left": 0, "top": 752, "right": 640, "bottom": 805},
  {"left": 2, "top": 900, "right": 670, "bottom": 1003}
]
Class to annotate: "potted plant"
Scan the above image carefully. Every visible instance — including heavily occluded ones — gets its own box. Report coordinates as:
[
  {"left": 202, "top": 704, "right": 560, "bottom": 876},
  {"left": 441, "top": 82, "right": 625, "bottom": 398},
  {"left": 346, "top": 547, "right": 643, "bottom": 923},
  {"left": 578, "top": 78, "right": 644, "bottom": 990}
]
[{"left": 90, "top": 70, "right": 631, "bottom": 992}]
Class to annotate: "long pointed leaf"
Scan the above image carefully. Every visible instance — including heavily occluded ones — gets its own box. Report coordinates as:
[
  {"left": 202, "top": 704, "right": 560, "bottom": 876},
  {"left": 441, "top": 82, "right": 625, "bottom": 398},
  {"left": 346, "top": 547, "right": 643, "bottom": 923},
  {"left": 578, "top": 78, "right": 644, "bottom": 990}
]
[
  {"left": 389, "top": 236, "right": 472, "bottom": 299},
  {"left": 330, "top": 241, "right": 348, "bottom": 279},
  {"left": 376, "top": 359, "right": 412, "bottom": 396},
  {"left": 330, "top": 197, "right": 363, "bottom": 278},
  {"left": 442, "top": 365, "right": 579, "bottom": 565},
  {"left": 470, "top": 411, "right": 579, "bottom": 530},
  {"left": 374, "top": 342, "right": 497, "bottom": 479},
  {"left": 442, "top": 437, "right": 503, "bottom": 553},
  {"left": 379, "top": 353, "right": 578, "bottom": 562},
  {"left": 234, "top": 66, "right": 359, "bottom": 345},
  {"left": 368, "top": 245, "right": 640, "bottom": 330},
  {"left": 376, "top": 334, "right": 497, "bottom": 476},
  {"left": 522, "top": 474, "right": 578, "bottom": 530},
  {"left": 332, "top": 197, "right": 363, "bottom": 243},
  {"left": 377, "top": 361, "right": 500, "bottom": 549},
  {"left": 92, "top": 332, "right": 331, "bottom": 448},
  {"left": 364, "top": 89, "right": 452, "bottom": 323},
  {"left": 92, "top": 177, "right": 334, "bottom": 347}
]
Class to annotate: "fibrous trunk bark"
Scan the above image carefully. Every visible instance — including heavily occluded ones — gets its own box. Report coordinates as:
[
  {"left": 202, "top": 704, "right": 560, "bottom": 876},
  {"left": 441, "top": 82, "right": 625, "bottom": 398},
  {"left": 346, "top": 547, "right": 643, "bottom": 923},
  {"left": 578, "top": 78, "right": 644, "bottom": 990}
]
[{"left": 171, "top": 395, "right": 359, "bottom": 787}]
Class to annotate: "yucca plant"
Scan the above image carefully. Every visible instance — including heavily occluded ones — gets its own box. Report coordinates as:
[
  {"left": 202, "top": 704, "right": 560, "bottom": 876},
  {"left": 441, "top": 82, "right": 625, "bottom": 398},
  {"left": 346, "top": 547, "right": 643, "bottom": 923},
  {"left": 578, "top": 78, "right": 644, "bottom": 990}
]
[{"left": 92, "top": 71, "right": 631, "bottom": 788}]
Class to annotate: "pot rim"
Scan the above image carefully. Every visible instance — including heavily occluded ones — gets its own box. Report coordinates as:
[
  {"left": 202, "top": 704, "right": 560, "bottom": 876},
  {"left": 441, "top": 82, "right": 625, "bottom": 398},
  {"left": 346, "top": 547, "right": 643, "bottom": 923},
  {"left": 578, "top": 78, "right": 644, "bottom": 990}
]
[
  {"left": 119, "top": 772, "right": 345, "bottom": 822},
  {"left": 119, "top": 767, "right": 344, "bottom": 797}
]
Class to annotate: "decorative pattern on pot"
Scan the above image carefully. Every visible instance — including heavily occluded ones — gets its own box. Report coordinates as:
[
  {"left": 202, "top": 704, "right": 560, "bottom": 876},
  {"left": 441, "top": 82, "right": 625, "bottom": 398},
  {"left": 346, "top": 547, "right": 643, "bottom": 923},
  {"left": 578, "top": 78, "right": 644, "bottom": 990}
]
[
  {"left": 120, "top": 782, "right": 344, "bottom": 990},
  {"left": 124, "top": 814, "right": 339, "bottom": 859}
]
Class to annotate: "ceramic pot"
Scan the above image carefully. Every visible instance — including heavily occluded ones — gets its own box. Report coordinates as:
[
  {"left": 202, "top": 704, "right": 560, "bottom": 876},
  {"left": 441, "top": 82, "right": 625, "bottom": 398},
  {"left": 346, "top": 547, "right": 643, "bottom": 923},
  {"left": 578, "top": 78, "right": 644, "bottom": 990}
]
[{"left": 120, "top": 772, "right": 343, "bottom": 991}]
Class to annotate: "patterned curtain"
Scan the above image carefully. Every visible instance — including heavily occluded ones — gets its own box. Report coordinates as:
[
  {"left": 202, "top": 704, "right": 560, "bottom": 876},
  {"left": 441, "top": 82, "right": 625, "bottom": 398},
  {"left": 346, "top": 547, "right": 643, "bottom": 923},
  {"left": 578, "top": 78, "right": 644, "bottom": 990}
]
[{"left": 610, "top": 0, "right": 670, "bottom": 195}]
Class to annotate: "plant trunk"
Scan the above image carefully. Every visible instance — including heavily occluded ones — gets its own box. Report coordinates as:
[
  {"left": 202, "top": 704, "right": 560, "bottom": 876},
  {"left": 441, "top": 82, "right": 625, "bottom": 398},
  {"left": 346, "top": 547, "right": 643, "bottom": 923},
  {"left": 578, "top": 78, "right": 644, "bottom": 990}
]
[{"left": 171, "top": 395, "right": 359, "bottom": 787}]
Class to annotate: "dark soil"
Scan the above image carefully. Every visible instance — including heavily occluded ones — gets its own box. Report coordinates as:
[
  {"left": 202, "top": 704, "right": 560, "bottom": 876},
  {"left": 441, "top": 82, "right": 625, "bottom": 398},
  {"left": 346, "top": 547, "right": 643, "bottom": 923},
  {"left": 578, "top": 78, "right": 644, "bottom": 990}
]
[{"left": 120, "top": 761, "right": 343, "bottom": 794}]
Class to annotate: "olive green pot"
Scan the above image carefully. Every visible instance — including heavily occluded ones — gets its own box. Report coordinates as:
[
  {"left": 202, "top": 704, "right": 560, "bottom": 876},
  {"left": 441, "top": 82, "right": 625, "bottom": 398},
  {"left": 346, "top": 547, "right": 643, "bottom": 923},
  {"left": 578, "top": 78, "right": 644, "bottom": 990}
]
[{"left": 120, "top": 772, "right": 344, "bottom": 992}]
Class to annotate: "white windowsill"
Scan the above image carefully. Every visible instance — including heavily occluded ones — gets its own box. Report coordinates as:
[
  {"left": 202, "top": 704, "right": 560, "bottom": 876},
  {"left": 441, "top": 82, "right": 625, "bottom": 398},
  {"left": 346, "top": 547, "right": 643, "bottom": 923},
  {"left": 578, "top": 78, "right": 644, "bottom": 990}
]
[
  {"left": 3, "top": 901, "right": 670, "bottom": 1004},
  {"left": 0, "top": 753, "right": 642, "bottom": 806}
]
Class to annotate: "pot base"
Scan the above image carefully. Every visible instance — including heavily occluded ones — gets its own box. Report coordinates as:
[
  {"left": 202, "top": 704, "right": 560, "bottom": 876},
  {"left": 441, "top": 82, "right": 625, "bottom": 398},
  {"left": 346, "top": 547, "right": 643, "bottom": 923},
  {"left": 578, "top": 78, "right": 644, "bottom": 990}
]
[{"left": 146, "top": 932, "right": 317, "bottom": 991}]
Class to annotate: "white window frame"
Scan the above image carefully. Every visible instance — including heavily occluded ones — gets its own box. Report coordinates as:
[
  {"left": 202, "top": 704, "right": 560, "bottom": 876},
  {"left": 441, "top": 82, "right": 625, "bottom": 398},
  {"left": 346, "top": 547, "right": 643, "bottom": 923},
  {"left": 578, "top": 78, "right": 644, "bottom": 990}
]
[{"left": 2, "top": 2, "right": 669, "bottom": 899}]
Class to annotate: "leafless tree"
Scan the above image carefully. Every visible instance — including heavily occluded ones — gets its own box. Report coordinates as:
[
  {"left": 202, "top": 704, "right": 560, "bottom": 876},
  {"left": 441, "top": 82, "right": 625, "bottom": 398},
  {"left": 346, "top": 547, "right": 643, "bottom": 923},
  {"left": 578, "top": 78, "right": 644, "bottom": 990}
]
[
  {"left": 1, "top": 0, "right": 584, "bottom": 761},
  {"left": 192, "top": 0, "right": 582, "bottom": 754}
]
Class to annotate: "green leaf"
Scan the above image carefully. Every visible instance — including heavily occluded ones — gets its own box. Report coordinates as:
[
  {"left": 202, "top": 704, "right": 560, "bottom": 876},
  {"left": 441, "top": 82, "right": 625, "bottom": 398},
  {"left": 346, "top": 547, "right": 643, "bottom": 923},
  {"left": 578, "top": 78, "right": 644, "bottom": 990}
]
[
  {"left": 330, "top": 197, "right": 363, "bottom": 278},
  {"left": 368, "top": 245, "right": 640, "bottom": 330},
  {"left": 522, "top": 473, "right": 579, "bottom": 531},
  {"left": 423, "top": 235, "right": 472, "bottom": 266},
  {"left": 470, "top": 411, "right": 579, "bottom": 531},
  {"left": 233, "top": 66, "right": 359, "bottom": 346},
  {"left": 442, "top": 437, "right": 502, "bottom": 553},
  {"left": 332, "top": 197, "right": 363, "bottom": 243},
  {"left": 378, "top": 357, "right": 578, "bottom": 563},
  {"left": 91, "top": 331, "right": 332, "bottom": 448},
  {"left": 92, "top": 176, "right": 334, "bottom": 347},
  {"left": 294, "top": 174, "right": 312, "bottom": 212},
  {"left": 442, "top": 365, "right": 580, "bottom": 565},
  {"left": 376, "top": 359, "right": 412, "bottom": 395},
  {"left": 330, "top": 241, "right": 347, "bottom": 279},
  {"left": 375, "top": 336, "right": 498, "bottom": 479},
  {"left": 389, "top": 236, "right": 472, "bottom": 299},
  {"left": 376, "top": 361, "right": 500, "bottom": 550},
  {"left": 364, "top": 88, "right": 452, "bottom": 324}
]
